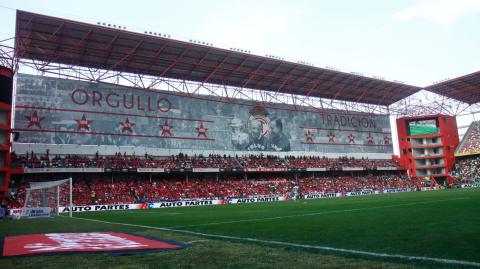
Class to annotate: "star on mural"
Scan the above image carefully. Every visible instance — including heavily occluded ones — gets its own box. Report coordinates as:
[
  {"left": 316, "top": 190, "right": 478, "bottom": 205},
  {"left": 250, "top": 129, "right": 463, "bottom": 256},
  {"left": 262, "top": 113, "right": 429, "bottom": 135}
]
[
  {"left": 328, "top": 132, "right": 336, "bottom": 143},
  {"left": 305, "top": 130, "right": 314, "bottom": 143},
  {"left": 366, "top": 133, "right": 374, "bottom": 144},
  {"left": 75, "top": 113, "right": 93, "bottom": 131},
  {"left": 119, "top": 117, "right": 135, "bottom": 133},
  {"left": 384, "top": 135, "right": 390, "bottom": 145},
  {"left": 160, "top": 120, "right": 174, "bottom": 136},
  {"left": 196, "top": 123, "right": 208, "bottom": 138},
  {"left": 348, "top": 133, "right": 356, "bottom": 144},
  {"left": 25, "top": 110, "right": 45, "bottom": 129}
]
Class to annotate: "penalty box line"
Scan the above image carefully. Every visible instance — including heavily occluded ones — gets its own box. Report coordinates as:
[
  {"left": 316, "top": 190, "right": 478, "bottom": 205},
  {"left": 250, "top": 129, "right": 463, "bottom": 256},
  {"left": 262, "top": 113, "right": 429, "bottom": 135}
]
[
  {"left": 168, "top": 197, "right": 470, "bottom": 229},
  {"left": 71, "top": 215, "right": 480, "bottom": 267}
]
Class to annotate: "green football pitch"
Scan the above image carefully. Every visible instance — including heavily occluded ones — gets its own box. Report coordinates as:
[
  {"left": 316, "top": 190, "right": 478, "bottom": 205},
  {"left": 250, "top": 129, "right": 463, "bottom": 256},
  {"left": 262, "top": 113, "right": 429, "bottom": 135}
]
[{"left": 1, "top": 188, "right": 479, "bottom": 269}]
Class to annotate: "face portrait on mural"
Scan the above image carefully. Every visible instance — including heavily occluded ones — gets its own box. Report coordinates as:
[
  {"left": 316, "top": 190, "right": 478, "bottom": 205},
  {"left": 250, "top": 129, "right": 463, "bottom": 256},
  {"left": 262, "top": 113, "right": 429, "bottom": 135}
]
[
  {"left": 250, "top": 119, "right": 262, "bottom": 139},
  {"left": 268, "top": 118, "right": 290, "bottom": 152},
  {"left": 245, "top": 118, "right": 269, "bottom": 151},
  {"left": 230, "top": 117, "right": 248, "bottom": 150},
  {"left": 270, "top": 119, "right": 281, "bottom": 135}
]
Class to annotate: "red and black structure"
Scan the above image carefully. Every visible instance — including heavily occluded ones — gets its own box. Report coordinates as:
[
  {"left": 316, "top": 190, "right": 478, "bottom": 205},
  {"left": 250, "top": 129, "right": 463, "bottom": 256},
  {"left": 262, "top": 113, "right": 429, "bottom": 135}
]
[
  {"left": 7, "top": 9, "right": 480, "bottom": 116},
  {"left": 12, "top": 10, "right": 421, "bottom": 114},
  {"left": 425, "top": 71, "right": 480, "bottom": 105},
  {"left": 0, "top": 66, "right": 13, "bottom": 201},
  {"left": 396, "top": 115, "right": 459, "bottom": 182}
]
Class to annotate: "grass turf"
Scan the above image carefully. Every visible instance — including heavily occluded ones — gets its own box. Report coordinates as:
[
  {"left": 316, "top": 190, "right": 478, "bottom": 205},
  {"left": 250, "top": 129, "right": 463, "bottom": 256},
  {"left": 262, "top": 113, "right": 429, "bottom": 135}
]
[{"left": 1, "top": 188, "right": 479, "bottom": 268}]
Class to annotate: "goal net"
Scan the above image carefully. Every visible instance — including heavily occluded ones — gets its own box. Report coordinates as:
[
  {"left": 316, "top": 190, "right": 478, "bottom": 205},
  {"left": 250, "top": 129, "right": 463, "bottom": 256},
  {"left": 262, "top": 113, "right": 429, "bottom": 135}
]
[{"left": 19, "top": 178, "right": 72, "bottom": 219}]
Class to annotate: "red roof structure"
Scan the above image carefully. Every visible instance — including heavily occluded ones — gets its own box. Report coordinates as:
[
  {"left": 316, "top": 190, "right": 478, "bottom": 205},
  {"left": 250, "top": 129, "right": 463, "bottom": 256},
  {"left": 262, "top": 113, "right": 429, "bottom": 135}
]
[
  {"left": 14, "top": 10, "right": 422, "bottom": 106},
  {"left": 424, "top": 71, "right": 480, "bottom": 105}
]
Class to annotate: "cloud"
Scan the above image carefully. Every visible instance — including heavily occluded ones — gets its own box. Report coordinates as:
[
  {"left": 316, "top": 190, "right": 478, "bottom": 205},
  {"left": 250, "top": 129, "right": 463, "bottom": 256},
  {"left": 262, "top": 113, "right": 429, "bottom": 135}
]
[{"left": 393, "top": 0, "right": 480, "bottom": 26}]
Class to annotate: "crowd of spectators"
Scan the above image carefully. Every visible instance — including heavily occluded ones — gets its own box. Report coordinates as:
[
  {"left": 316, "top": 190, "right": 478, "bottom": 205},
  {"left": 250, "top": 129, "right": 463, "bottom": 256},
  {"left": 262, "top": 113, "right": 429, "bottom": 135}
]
[
  {"left": 300, "top": 174, "right": 414, "bottom": 193},
  {"left": 11, "top": 152, "right": 399, "bottom": 170},
  {"left": 176, "top": 154, "right": 241, "bottom": 169},
  {"left": 238, "top": 155, "right": 289, "bottom": 169},
  {"left": 451, "top": 156, "right": 480, "bottom": 182},
  {"left": 11, "top": 152, "right": 239, "bottom": 170},
  {"left": 286, "top": 156, "right": 398, "bottom": 169},
  {"left": 6, "top": 173, "right": 413, "bottom": 208},
  {"left": 457, "top": 121, "right": 480, "bottom": 154}
]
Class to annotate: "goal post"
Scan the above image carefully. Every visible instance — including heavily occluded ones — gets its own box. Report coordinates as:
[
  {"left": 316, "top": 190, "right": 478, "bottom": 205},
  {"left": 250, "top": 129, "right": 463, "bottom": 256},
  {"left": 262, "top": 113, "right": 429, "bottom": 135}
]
[{"left": 20, "top": 177, "right": 73, "bottom": 219}]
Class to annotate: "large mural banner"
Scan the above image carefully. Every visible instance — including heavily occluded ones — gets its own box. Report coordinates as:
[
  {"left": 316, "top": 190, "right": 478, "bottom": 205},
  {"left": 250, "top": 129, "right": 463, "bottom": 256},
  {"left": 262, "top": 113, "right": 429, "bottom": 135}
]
[{"left": 13, "top": 74, "right": 393, "bottom": 153}]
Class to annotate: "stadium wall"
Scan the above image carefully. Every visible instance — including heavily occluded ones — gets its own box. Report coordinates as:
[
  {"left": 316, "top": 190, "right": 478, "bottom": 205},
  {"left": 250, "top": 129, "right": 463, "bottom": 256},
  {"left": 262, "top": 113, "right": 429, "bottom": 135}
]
[{"left": 12, "top": 74, "right": 394, "bottom": 157}]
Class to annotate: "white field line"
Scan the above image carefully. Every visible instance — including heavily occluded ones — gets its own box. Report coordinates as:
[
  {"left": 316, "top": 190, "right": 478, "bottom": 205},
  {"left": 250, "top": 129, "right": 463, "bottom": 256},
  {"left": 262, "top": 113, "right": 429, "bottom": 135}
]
[
  {"left": 185, "top": 239, "right": 211, "bottom": 244},
  {"left": 168, "top": 197, "right": 469, "bottom": 228},
  {"left": 71, "top": 215, "right": 480, "bottom": 267},
  {"left": 124, "top": 211, "right": 183, "bottom": 215}
]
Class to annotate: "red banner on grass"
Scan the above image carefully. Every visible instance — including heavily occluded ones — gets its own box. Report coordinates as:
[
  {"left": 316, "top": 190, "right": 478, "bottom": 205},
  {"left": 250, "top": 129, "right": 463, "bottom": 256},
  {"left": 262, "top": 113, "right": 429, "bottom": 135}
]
[{"left": 2, "top": 232, "right": 187, "bottom": 257}]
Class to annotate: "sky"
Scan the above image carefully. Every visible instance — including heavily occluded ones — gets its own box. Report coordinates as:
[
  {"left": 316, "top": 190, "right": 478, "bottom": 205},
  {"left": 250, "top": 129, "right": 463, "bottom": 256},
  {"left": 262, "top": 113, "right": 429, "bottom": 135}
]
[{"left": 1, "top": 0, "right": 480, "bottom": 87}]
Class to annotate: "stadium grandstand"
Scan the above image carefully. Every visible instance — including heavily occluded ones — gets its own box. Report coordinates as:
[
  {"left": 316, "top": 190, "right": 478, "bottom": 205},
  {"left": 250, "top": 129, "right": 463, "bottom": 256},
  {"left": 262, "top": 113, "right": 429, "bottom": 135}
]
[
  {"left": 452, "top": 120, "right": 480, "bottom": 186},
  {"left": 0, "top": 8, "right": 479, "bottom": 269}
]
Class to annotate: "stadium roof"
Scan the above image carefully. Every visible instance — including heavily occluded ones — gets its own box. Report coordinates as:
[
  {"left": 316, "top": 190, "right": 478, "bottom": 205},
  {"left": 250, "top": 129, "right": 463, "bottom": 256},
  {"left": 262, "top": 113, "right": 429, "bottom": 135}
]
[
  {"left": 14, "top": 10, "right": 422, "bottom": 106},
  {"left": 424, "top": 71, "right": 480, "bottom": 105}
]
